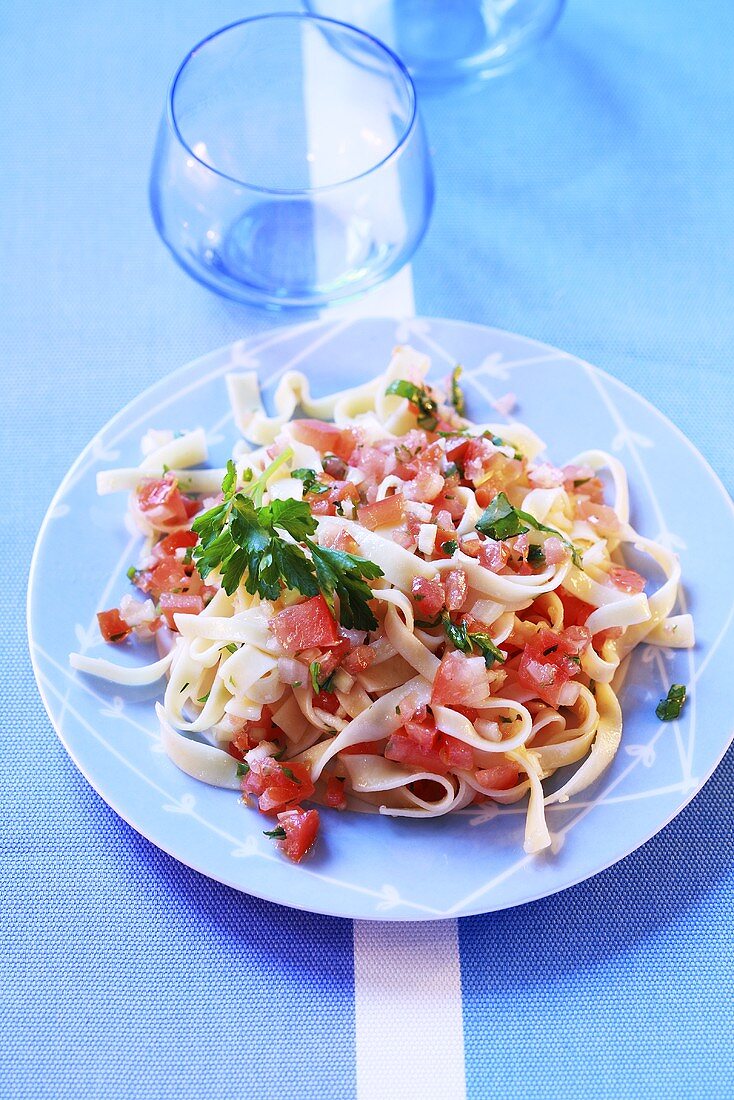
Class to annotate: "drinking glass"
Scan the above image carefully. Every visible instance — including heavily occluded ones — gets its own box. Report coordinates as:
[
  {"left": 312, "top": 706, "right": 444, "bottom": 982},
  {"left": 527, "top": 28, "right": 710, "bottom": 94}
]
[
  {"left": 304, "top": 0, "right": 566, "bottom": 89},
  {"left": 149, "top": 13, "right": 433, "bottom": 309}
]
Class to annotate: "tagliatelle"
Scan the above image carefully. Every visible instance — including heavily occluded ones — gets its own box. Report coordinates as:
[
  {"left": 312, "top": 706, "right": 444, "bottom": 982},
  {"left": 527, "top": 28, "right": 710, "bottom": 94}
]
[{"left": 70, "top": 345, "right": 694, "bottom": 862}]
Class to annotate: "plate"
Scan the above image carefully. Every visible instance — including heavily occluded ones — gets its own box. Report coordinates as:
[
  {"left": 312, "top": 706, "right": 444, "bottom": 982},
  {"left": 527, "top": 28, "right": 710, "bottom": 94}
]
[{"left": 28, "top": 316, "right": 734, "bottom": 920}]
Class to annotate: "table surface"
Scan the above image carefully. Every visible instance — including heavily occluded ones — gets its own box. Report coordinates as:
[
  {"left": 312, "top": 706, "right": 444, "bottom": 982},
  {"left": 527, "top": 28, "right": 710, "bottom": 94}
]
[{"left": 3, "top": 1, "right": 733, "bottom": 1098}]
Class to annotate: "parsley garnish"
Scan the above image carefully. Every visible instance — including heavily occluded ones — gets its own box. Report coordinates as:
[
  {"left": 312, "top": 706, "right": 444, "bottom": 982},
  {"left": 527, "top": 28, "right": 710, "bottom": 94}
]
[
  {"left": 198, "top": 691, "right": 210, "bottom": 704},
  {"left": 236, "top": 761, "right": 250, "bottom": 777},
  {"left": 126, "top": 565, "right": 137, "bottom": 581},
  {"left": 385, "top": 379, "right": 439, "bottom": 431},
  {"left": 280, "top": 766, "right": 300, "bottom": 784},
  {"left": 292, "top": 468, "right": 329, "bottom": 495},
  {"left": 263, "top": 826, "right": 287, "bottom": 839},
  {"left": 443, "top": 461, "right": 462, "bottom": 480},
  {"left": 441, "top": 539, "right": 458, "bottom": 555},
  {"left": 450, "top": 365, "right": 465, "bottom": 416},
  {"left": 527, "top": 543, "right": 546, "bottom": 566},
  {"left": 224, "top": 643, "right": 238, "bottom": 654},
  {"left": 476, "top": 492, "right": 582, "bottom": 568},
  {"left": 655, "top": 683, "right": 687, "bottom": 721},
  {"left": 192, "top": 459, "right": 383, "bottom": 629},
  {"left": 309, "top": 661, "right": 321, "bottom": 694},
  {"left": 442, "top": 615, "right": 506, "bottom": 669}
]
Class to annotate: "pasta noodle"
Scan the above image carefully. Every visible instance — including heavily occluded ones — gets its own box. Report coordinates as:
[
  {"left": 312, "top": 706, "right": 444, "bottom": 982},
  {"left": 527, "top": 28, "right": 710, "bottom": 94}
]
[{"left": 70, "top": 345, "right": 693, "bottom": 861}]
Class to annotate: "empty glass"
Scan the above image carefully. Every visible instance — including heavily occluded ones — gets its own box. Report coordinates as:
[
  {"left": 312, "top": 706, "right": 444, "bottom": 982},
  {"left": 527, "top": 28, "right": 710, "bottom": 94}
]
[
  {"left": 149, "top": 13, "right": 434, "bottom": 309},
  {"left": 303, "top": 0, "right": 566, "bottom": 89}
]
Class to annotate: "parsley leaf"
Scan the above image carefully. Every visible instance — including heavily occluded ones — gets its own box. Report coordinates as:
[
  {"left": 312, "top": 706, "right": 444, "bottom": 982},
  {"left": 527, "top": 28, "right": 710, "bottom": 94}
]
[
  {"left": 309, "top": 660, "right": 321, "bottom": 694},
  {"left": 442, "top": 615, "right": 505, "bottom": 668},
  {"left": 263, "top": 826, "right": 287, "bottom": 839},
  {"left": 527, "top": 543, "right": 546, "bottom": 566},
  {"left": 476, "top": 492, "right": 582, "bottom": 568},
  {"left": 307, "top": 541, "right": 383, "bottom": 631},
  {"left": 450, "top": 365, "right": 465, "bottom": 416},
  {"left": 441, "top": 539, "right": 458, "bottom": 556},
  {"left": 656, "top": 683, "right": 687, "bottom": 721},
  {"left": 236, "top": 761, "right": 250, "bottom": 777},
  {"left": 385, "top": 379, "right": 439, "bottom": 431}
]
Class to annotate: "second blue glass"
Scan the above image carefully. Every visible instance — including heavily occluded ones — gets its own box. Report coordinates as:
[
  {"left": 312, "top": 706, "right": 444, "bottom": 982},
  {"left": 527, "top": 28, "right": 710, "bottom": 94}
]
[{"left": 150, "top": 13, "right": 434, "bottom": 309}]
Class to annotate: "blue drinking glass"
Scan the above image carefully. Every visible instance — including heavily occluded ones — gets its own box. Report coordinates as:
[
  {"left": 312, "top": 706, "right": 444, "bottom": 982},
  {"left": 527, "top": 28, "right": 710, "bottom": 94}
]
[
  {"left": 149, "top": 13, "right": 434, "bottom": 309},
  {"left": 303, "top": 0, "right": 566, "bottom": 89}
]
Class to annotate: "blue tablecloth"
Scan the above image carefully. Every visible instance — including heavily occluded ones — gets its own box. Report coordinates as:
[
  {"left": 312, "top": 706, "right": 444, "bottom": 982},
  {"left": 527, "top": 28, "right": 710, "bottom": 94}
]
[{"left": 3, "top": 1, "right": 733, "bottom": 1097}]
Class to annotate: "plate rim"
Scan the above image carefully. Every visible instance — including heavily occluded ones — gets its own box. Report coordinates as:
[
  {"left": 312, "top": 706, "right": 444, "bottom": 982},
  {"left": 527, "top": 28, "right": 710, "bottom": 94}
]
[{"left": 27, "top": 314, "right": 734, "bottom": 920}]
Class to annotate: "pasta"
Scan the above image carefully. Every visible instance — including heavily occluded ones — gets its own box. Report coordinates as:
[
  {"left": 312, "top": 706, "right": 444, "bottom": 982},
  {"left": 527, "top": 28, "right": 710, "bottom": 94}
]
[{"left": 70, "top": 346, "right": 693, "bottom": 863}]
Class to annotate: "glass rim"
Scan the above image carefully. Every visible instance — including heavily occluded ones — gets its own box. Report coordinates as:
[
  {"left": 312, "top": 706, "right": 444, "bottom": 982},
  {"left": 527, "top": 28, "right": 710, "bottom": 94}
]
[{"left": 166, "top": 11, "right": 419, "bottom": 197}]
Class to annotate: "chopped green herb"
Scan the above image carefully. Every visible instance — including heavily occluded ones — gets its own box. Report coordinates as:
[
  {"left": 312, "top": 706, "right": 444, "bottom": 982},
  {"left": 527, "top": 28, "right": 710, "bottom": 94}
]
[
  {"left": 441, "top": 539, "right": 458, "bottom": 555},
  {"left": 126, "top": 565, "right": 137, "bottom": 581},
  {"left": 236, "top": 761, "right": 250, "bottom": 777},
  {"left": 224, "top": 643, "right": 238, "bottom": 654},
  {"left": 182, "top": 545, "right": 194, "bottom": 564},
  {"left": 543, "top": 644, "right": 558, "bottom": 656},
  {"left": 415, "top": 615, "right": 443, "bottom": 629},
  {"left": 309, "top": 661, "right": 321, "bottom": 694},
  {"left": 527, "top": 543, "right": 546, "bottom": 566},
  {"left": 280, "top": 766, "right": 300, "bottom": 784},
  {"left": 395, "top": 705, "right": 401, "bottom": 716},
  {"left": 272, "top": 746, "right": 286, "bottom": 760},
  {"left": 442, "top": 614, "right": 506, "bottom": 668},
  {"left": 385, "top": 379, "right": 439, "bottom": 431},
  {"left": 263, "top": 826, "right": 287, "bottom": 840},
  {"left": 476, "top": 492, "right": 582, "bottom": 568},
  {"left": 655, "top": 683, "right": 687, "bottom": 721},
  {"left": 162, "top": 463, "right": 170, "bottom": 474},
  {"left": 197, "top": 691, "right": 210, "bottom": 704},
  {"left": 450, "top": 365, "right": 465, "bottom": 416},
  {"left": 292, "top": 467, "right": 329, "bottom": 495},
  {"left": 573, "top": 478, "right": 591, "bottom": 488},
  {"left": 192, "top": 461, "right": 383, "bottom": 628},
  {"left": 292, "top": 680, "right": 302, "bottom": 688},
  {"left": 443, "top": 462, "right": 462, "bottom": 480}
]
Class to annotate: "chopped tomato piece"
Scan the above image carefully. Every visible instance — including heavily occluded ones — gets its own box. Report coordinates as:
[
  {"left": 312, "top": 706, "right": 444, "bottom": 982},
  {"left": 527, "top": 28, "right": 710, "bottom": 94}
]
[
  {"left": 576, "top": 500, "right": 621, "bottom": 533},
  {"left": 609, "top": 566, "right": 646, "bottom": 594},
  {"left": 137, "top": 475, "right": 190, "bottom": 527},
  {"left": 313, "top": 690, "right": 340, "bottom": 715},
  {"left": 479, "top": 539, "right": 510, "bottom": 573},
  {"left": 357, "top": 494, "right": 406, "bottom": 531},
  {"left": 384, "top": 732, "right": 446, "bottom": 773},
  {"left": 309, "top": 480, "right": 360, "bottom": 517},
  {"left": 319, "top": 527, "right": 360, "bottom": 554},
  {"left": 324, "top": 777, "right": 348, "bottom": 810},
  {"left": 431, "top": 652, "right": 490, "bottom": 708},
  {"left": 342, "top": 645, "right": 376, "bottom": 677},
  {"left": 476, "top": 763, "right": 521, "bottom": 790},
  {"left": 438, "top": 734, "right": 473, "bottom": 768},
  {"left": 558, "top": 589, "right": 594, "bottom": 628},
  {"left": 271, "top": 595, "right": 341, "bottom": 652},
  {"left": 313, "top": 639, "right": 350, "bottom": 681},
  {"left": 152, "top": 528, "right": 199, "bottom": 561},
  {"left": 275, "top": 807, "right": 320, "bottom": 863},
  {"left": 159, "top": 592, "right": 204, "bottom": 629},
  {"left": 517, "top": 627, "right": 591, "bottom": 707},
  {"left": 290, "top": 419, "right": 356, "bottom": 461},
  {"left": 411, "top": 576, "right": 444, "bottom": 619},
  {"left": 97, "top": 608, "right": 132, "bottom": 643},
  {"left": 444, "top": 569, "right": 468, "bottom": 611},
  {"left": 243, "top": 758, "right": 315, "bottom": 815}
]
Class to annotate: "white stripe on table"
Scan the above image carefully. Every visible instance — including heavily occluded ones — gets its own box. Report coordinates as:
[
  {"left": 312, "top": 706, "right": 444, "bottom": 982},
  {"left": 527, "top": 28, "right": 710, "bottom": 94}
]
[{"left": 353, "top": 920, "right": 466, "bottom": 1100}]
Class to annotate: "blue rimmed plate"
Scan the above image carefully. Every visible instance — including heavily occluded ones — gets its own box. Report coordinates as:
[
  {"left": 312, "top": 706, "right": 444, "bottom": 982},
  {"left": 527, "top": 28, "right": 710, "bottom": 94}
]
[{"left": 27, "top": 316, "right": 734, "bottom": 919}]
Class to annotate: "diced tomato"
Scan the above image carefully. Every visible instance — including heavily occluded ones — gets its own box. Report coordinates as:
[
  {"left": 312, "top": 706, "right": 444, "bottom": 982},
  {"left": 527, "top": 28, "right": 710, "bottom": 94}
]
[
  {"left": 339, "top": 739, "right": 384, "bottom": 756},
  {"left": 313, "top": 639, "right": 350, "bottom": 682},
  {"left": 137, "top": 475, "right": 190, "bottom": 527},
  {"left": 575, "top": 499, "right": 621, "bottom": 533},
  {"left": 308, "top": 481, "right": 360, "bottom": 517},
  {"left": 438, "top": 734, "right": 473, "bottom": 768},
  {"left": 479, "top": 539, "right": 510, "bottom": 573},
  {"left": 357, "top": 494, "right": 406, "bottom": 531},
  {"left": 431, "top": 652, "right": 490, "bottom": 708},
  {"left": 342, "top": 645, "right": 376, "bottom": 677},
  {"left": 476, "top": 763, "right": 521, "bottom": 790},
  {"left": 152, "top": 528, "right": 199, "bottom": 561},
  {"left": 313, "top": 690, "right": 340, "bottom": 715},
  {"left": 325, "top": 777, "right": 348, "bottom": 810},
  {"left": 384, "top": 732, "right": 446, "bottom": 773},
  {"left": 272, "top": 595, "right": 341, "bottom": 652},
  {"left": 290, "top": 419, "right": 356, "bottom": 461},
  {"left": 227, "top": 710, "right": 275, "bottom": 760},
  {"left": 518, "top": 627, "right": 591, "bottom": 707},
  {"left": 543, "top": 536, "right": 568, "bottom": 566},
  {"left": 558, "top": 589, "right": 594, "bottom": 628},
  {"left": 319, "top": 528, "right": 360, "bottom": 554},
  {"left": 275, "top": 806, "right": 320, "bottom": 863},
  {"left": 444, "top": 569, "right": 468, "bottom": 612},
  {"left": 323, "top": 454, "right": 348, "bottom": 479},
  {"left": 609, "top": 566, "right": 646, "bottom": 594},
  {"left": 411, "top": 576, "right": 445, "bottom": 619},
  {"left": 243, "top": 758, "right": 315, "bottom": 815},
  {"left": 98, "top": 608, "right": 132, "bottom": 643},
  {"left": 444, "top": 436, "right": 470, "bottom": 465},
  {"left": 159, "top": 592, "right": 204, "bottom": 629}
]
